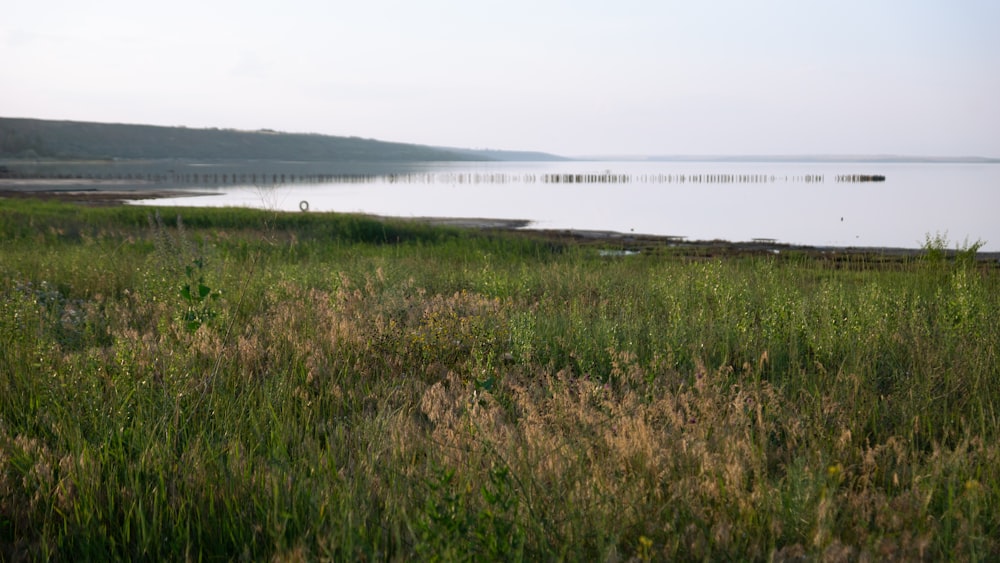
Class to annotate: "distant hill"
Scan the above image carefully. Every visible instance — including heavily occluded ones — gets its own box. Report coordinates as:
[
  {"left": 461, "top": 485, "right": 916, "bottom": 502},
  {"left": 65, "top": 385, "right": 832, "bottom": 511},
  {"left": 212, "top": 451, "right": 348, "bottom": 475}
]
[
  {"left": 442, "top": 147, "right": 571, "bottom": 162},
  {"left": 0, "top": 117, "right": 565, "bottom": 162}
]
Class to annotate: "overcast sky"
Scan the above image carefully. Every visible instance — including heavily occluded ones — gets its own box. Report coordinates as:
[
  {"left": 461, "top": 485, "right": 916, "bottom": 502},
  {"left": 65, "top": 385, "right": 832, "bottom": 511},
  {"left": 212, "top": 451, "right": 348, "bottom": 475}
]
[{"left": 4, "top": 1, "right": 999, "bottom": 157}]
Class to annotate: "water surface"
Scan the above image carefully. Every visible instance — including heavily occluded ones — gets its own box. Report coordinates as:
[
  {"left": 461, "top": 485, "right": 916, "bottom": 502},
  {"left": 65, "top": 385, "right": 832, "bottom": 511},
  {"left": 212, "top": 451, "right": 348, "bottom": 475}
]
[{"left": 132, "top": 160, "right": 1000, "bottom": 251}]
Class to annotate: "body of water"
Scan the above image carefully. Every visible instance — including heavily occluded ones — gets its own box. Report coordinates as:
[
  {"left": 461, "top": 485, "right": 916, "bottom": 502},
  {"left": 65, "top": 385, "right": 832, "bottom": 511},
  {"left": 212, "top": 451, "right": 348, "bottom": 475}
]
[{"left": 131, "top": 160, "right": 1000, "bottom": 251}]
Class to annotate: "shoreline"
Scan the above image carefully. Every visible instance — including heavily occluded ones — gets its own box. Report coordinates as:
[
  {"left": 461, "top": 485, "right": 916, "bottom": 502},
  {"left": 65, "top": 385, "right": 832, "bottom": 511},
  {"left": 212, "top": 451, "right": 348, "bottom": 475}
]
[
  {"left": 0, "top": 178, "right": 217, "bottom": 205},
  {"left": 2, "top": 182, "right": 997, "bottom": 261}
]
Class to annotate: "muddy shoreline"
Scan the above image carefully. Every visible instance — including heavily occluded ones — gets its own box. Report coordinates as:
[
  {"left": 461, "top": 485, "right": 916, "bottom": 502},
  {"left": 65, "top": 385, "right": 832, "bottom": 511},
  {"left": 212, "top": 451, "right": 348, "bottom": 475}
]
[
  {"left": 0, "top": 179, "right": 217, "bottom": 206},
  {"left": 2, "top": 181, "right": 997, "bottom": 262}
]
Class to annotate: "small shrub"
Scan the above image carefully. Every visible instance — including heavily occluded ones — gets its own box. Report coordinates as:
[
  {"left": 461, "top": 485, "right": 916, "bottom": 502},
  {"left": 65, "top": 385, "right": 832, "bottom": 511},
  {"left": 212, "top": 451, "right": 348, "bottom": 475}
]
[{"left": 178, "top": 257, "right": 222, "bottom": 332}]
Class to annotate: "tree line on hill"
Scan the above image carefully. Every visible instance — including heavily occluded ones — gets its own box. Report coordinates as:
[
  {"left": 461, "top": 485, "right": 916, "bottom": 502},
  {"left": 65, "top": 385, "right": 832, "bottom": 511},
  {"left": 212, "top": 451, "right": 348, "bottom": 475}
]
[{"left": 0, "top": 117, "right": 563, "bottom": 162}]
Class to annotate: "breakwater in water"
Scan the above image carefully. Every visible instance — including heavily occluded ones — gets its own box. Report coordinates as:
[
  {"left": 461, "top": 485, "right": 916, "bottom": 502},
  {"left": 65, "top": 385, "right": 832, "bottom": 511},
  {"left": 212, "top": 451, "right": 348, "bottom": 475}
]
[{"left": 0, "top": 166, "right": 888, "bottom": 186}]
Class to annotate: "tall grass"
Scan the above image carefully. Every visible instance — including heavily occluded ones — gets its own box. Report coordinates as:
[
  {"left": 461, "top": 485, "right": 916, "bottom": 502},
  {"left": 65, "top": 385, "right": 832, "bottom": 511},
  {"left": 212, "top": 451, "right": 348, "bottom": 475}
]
[{"left": 1, "top": 199, "right": 998, "bottom": 560}]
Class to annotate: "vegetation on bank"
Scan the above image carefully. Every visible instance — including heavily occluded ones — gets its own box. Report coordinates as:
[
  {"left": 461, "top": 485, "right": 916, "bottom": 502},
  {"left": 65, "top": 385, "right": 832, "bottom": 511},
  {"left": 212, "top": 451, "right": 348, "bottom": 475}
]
[
  {"left": 0, "top": 117, "right": 563, "bottom": 162},
  {"left": 1, "top": 198, "right": 998, "bottom": 560}
]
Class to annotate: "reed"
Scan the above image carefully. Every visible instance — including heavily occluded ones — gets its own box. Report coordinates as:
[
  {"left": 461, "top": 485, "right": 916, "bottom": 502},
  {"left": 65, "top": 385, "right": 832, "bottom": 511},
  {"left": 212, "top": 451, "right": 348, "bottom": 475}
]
[{"left": 1, "top": 199, "right": 998, "bottom": 560}]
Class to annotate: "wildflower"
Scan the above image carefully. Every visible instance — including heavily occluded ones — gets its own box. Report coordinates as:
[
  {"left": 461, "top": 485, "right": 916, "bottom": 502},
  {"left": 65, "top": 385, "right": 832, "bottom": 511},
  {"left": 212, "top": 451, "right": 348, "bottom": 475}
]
[
  {"left": 827, "top": 463, "right": 843, "bottom": 482},
  {"left": 637, "top": 535, "right": 654, "bottom": 562}
]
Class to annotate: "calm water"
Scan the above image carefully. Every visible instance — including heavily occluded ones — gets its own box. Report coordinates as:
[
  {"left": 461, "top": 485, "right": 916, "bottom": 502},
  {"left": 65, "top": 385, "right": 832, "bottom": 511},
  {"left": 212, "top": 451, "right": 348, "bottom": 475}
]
[{"left": 132, "top": 160, "right": 1000, "bottom": 251}]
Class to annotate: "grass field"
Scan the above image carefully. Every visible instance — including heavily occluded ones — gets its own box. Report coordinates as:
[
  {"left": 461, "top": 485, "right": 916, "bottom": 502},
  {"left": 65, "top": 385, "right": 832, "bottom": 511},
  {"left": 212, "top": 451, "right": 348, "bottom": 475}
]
[{"left": 1, "top": 199, "right": 998, "bottom": 560}]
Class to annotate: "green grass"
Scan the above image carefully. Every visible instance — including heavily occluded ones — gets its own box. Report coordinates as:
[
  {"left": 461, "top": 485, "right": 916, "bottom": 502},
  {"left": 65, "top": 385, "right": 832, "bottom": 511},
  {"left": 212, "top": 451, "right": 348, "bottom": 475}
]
[{"left": 1, "top": 198, "right": 998, "bottom": 560}]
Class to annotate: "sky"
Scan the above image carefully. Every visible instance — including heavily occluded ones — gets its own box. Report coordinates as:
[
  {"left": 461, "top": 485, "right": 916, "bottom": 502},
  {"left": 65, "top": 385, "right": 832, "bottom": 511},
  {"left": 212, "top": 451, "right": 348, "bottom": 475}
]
[{"left": 3, "top": 1, "right": 999, "bottom": 157}]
